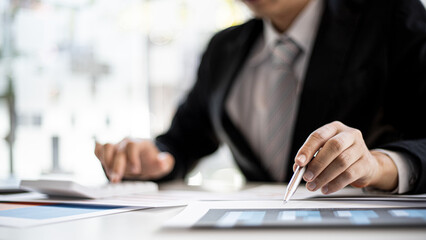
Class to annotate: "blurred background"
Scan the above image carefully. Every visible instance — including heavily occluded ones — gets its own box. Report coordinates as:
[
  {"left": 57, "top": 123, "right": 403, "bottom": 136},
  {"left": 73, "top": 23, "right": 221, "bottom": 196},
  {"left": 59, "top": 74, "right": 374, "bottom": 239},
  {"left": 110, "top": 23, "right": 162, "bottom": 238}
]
[
  {"left": 1, "top": 0, "right": 426, "bottom": 189},
  {"left": 0, "top": 0, "right": 251, "bottom": 189}
]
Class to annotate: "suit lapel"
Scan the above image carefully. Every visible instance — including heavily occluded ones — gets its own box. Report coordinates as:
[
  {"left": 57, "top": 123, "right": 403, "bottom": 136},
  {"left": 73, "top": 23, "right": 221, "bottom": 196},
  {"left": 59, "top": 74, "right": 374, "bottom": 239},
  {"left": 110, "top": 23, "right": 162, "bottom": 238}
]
[
  {"left": 288, "top": 0, "right": 367, "bottom": 179},
  {"left": 210, "top": 19, "right": 274, "bottom": 181}
]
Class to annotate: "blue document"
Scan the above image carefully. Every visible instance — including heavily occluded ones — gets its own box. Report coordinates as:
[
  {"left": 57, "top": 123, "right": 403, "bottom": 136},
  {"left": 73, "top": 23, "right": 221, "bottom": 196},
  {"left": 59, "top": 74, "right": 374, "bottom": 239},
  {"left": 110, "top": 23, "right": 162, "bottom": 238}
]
[{"left": 194, "top": 208, "right": 426, "bottom": 228}]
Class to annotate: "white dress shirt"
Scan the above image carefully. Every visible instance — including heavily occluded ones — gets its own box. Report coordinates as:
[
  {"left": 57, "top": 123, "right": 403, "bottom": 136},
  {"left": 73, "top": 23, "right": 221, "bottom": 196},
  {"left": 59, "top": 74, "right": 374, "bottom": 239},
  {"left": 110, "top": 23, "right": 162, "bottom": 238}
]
[{"left": 226, "top": 0, "right": 415, "bottom": 193}]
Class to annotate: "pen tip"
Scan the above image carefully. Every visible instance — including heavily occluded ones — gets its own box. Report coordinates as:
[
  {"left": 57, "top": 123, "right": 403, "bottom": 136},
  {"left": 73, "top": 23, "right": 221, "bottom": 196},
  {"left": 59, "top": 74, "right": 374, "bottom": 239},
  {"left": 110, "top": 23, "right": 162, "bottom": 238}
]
[{"left": 283, "top": 200, "right": 288, "bottom": 205}]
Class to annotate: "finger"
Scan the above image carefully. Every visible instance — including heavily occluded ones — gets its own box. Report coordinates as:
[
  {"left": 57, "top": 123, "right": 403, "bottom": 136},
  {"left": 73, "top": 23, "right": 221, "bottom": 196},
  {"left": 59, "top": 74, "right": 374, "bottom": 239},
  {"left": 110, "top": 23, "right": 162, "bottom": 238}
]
[
  {"left": 140, "top": 152, "right": 174, "bottom": 179},
  {"left": 321, "top": 161, "right": 364, "bottom": 194},
  {"left": 103, "top": 143, "right": 115, "bottom": 170},
  {"left": 293, "top": 148, "right": 320, "bottom": 172},
  {"left": 125, "top": 141, "right": 142, "bottom": 174},
  {"left": 94, "top": 142, "right": 103, "bottom": 162},
  {"left": 110, "top": 150, "right": 127, "bottom": 183},
  {"left": 153, "top": 152, "right": 175, "bottom": 178},
  {"left": 294, "top": 121, "right": 346, "bottom": 167},
  {"left": 303, "top": 131, "right": 355, "bottom": 182},
  {"left": 306, "top": 146, "right": 362, "bottom": 191},
  {"left": 95, "top": 142, "right": 111, "bottom": 179},
  {"left": 137, "top": 141, "right": 159, "bottom": 174}
]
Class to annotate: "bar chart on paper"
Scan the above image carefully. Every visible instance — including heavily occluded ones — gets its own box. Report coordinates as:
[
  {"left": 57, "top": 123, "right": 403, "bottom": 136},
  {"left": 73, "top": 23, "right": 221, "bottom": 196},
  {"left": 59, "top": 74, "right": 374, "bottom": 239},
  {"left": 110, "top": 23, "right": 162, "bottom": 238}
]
[
  {"left": 194, "top": 208, "right": 426, "bottom": 228},
  {"left": 0, "top": 203, "right": 136, "bottom": 228}
]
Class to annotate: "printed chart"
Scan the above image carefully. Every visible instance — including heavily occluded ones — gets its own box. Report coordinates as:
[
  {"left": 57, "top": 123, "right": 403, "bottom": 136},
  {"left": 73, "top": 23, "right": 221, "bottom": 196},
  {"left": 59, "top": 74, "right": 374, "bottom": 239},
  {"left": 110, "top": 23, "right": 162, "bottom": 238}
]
[
  {"left": 195, "top": 208, "right": 426, "bottom": 228},
  {"left": 0, "top": 202, "right": 135, "bottom": 228}
]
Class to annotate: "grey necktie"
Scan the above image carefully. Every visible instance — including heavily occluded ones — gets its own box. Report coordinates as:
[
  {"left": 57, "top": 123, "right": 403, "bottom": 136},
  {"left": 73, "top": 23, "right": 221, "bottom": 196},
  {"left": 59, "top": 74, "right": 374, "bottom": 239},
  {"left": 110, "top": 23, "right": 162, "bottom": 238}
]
[{"left": 263, "top": 38, "right": 301, "bottom": 181}]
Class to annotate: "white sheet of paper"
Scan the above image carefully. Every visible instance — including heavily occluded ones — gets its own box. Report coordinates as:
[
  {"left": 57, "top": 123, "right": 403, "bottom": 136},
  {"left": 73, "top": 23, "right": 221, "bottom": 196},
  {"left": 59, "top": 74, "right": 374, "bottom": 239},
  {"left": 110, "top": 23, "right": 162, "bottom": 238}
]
[
  {"left": 0, "top": 185, "right": 315, "bottom": 207},
  {"left": 0, "top": 192, "right": 193, "bottom": 207},
  {"left": 2, "top": 184, "right": 425, "bottom": 208}
]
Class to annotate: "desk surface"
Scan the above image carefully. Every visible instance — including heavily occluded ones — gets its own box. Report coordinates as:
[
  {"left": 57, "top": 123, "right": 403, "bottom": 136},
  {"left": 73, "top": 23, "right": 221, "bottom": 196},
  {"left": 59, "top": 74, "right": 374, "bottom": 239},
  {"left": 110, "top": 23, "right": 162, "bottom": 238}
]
[{"left": 2, "top": 182, "right": 426, "bottom": 240}]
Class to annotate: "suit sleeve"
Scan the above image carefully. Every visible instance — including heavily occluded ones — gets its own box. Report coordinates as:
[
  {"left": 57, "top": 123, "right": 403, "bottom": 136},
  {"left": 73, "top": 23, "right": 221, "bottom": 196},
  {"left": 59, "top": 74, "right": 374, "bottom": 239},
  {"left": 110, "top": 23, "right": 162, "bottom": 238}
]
[
  {"left": 380, "top": 0, "right": 426, "bottom": 194},
  {"left": 153, "top": 36, "right": 222, "bottom": 181}
]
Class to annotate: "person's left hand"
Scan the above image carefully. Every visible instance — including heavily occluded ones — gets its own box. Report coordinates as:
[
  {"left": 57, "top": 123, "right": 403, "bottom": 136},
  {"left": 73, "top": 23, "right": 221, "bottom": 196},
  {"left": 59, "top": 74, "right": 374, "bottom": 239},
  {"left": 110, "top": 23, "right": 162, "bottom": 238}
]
[{"left": 294, "top": 121, "right": 398, "bottom": 194}]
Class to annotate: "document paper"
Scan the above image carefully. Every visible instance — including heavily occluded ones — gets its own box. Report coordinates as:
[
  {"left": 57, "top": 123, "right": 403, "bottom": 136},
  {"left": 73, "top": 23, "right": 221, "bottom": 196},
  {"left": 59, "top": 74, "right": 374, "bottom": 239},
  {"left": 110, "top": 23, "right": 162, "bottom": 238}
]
[
  {"left": 164, "top": 200, "right": 426, "bottom": 228},
  {"left": 0, "top": 202, "right": 140, "bottom": 228}
]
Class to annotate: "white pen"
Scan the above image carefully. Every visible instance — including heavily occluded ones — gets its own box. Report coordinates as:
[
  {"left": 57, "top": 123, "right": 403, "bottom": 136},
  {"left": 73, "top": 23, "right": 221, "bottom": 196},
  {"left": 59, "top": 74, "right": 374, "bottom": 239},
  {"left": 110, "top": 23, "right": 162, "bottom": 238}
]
[
  {"left": 283, "top": 150, "right": 320, "bottom": 204},
  {"left": 283, "top": 165, "right": 306, "bottom": 204}
]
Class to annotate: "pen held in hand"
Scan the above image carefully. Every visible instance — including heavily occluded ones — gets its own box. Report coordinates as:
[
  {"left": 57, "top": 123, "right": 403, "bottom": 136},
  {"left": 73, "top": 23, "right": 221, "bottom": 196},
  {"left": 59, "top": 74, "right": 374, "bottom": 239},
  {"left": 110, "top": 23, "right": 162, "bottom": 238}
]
[
  {"left": 283, "top": 149, "right": 320, "bottom": 204},
  {"left": 283, "top": 165, "right": 306, "bottom": 204}
]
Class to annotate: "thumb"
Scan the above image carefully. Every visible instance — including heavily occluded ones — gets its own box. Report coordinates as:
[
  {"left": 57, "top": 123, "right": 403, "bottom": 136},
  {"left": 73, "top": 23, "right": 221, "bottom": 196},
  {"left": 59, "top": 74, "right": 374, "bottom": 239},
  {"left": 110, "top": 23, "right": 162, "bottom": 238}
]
[{"left": 156, "top": 152, "right": 175, "bottom": 174}]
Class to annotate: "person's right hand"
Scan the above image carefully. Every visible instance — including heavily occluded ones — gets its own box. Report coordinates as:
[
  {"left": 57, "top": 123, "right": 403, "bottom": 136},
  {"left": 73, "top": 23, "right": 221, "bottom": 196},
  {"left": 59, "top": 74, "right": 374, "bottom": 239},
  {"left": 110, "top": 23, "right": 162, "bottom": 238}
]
[{"left": 94, "top": 138, "right": 175, "bottom": 183}]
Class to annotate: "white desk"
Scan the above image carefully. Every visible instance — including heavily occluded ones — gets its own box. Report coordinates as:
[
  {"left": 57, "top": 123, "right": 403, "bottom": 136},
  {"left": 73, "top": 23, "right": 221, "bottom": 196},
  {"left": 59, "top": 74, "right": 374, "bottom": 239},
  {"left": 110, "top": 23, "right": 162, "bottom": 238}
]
[{"left": 2, "top": 182, "right": 426, "bottom": 240}]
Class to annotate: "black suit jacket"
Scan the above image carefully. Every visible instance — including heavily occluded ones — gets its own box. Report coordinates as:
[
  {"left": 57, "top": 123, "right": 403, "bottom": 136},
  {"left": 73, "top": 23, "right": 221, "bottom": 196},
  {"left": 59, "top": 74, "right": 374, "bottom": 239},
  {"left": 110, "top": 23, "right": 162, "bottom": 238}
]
[{"left": 156, "top": 0, "right": 426, "bottom": 194}]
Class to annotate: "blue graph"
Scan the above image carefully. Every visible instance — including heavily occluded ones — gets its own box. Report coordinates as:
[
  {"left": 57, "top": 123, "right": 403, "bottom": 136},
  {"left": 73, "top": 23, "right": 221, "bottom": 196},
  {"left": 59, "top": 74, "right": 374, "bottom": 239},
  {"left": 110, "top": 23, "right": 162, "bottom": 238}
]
[
  {"left": 389, "top": 209, "right": 426, "bottom": 220},
  {"left": 195, "top": 208, "right": 426, "bottom": 228},
  {"left": 334, "top": 210, "right": 378, "bottom": 225},
  {"left": 0, "top": 204, "right": 121, "bottom": 220}
]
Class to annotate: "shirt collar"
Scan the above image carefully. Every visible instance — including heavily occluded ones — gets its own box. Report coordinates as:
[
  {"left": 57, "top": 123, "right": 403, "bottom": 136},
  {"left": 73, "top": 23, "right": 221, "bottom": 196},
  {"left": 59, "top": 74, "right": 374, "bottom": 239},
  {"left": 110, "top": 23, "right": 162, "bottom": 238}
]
[{"left": 248, "top": 0, "right": 324, "bottom": 67}]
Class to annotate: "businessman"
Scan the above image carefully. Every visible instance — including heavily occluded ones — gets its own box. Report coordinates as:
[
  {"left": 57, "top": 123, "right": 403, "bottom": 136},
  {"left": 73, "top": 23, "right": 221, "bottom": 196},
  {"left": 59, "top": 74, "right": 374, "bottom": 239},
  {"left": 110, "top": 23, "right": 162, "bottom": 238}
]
[{"left": 95, "top": 0, "right": 426, "bottom": 194}]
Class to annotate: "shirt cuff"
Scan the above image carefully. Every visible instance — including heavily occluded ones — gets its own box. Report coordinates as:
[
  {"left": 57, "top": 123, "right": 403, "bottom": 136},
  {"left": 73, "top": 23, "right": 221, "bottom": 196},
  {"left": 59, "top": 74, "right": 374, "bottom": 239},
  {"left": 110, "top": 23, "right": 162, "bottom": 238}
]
[{"left": 370, "top": 149, "right": 416, "bottom": 194}]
